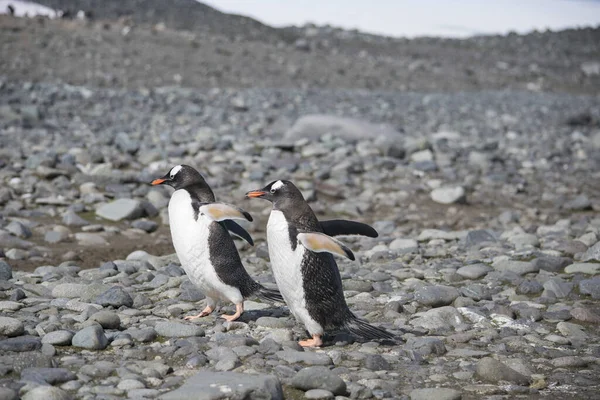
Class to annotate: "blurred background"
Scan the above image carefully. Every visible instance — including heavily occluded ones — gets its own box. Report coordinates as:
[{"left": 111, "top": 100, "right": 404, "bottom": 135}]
[
  {"left": 0, "top": 0, "right": 599, "bottom": 268},
  {"left": 0, "top": 2, "right": 600, "bottom": 398}
]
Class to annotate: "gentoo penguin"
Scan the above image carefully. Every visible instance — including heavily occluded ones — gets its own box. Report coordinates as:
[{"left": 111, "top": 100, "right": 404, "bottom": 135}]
[
  {"left": 246, "top": 180, "right": 395, "bottom": 347},
  {"left": 151, "top": 165, "right": 282, "bottom": 321}
]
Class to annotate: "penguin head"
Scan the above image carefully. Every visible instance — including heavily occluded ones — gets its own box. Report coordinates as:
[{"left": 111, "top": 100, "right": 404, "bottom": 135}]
[
  {"left": 151, "top": 164, "right": 207, "bottom": 190},
  {"left": 246, "top": 180, "right": 304, "bottom": 208}
]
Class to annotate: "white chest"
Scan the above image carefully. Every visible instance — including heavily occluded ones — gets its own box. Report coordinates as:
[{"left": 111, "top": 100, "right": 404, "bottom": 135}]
[
  {"left": 266, "top": 211, "right": 306, "bottom": 312},
  {"left": 168, "top": 191, "right": 217, "bottom": 291}
]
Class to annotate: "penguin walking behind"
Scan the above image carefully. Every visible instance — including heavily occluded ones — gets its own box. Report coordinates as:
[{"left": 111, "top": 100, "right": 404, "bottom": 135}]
[
  {"left": 246, "top": 179, "right": 396, "bottom": 347},
  {"left": 152, "top": 165, "right": 282, "bottom": 321}
]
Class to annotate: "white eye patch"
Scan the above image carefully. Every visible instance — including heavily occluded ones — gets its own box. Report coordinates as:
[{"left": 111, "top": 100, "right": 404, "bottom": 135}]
[
  {"left": 170, "top": 165, "right": 182, "bottom": 178},
  {"left": 271, "top": 180, "right": 284, "bottom": 191}
]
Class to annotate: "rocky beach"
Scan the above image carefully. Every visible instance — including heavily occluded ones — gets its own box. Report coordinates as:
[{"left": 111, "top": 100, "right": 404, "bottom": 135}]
[{"left": 0, "top": 1, "right": 600, "bottom": 399}]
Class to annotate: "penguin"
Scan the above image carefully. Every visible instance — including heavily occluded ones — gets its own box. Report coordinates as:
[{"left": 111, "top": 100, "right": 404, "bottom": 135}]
[
  {"left": 246, "top": 180, "right": 395, "bottom": 347},
  {"left": 151, "top": 165, "right": 282, "bottom": 321}
]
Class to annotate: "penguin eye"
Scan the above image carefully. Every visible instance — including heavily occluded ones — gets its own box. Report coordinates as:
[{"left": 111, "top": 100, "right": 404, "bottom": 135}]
[{"left": 270, "top": 188, "right": 276, "bottom": 194}]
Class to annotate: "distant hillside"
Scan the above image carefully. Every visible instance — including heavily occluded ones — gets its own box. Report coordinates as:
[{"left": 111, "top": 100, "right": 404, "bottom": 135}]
[{"left": 33, "top": 0, "right": 296, "bottom": 42}]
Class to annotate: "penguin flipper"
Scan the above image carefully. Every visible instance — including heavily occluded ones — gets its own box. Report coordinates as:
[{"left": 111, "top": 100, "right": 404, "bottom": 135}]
[
  {"left": 298, "top": 232, "right": 355, "bottom": 261},
  {"left": 320, "top": 220, "right": 379, "bottom": 238},
  {"left": 222, "top": 220, "right": 254, "bottom": 246},
  {"left": 199, "top": 203, "right": 253, "bottom": 222}
]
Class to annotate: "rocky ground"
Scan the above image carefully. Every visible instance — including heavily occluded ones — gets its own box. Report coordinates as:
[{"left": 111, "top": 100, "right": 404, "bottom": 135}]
[{"left": 1, "top": 4, "right": 600, "bottom": 400}]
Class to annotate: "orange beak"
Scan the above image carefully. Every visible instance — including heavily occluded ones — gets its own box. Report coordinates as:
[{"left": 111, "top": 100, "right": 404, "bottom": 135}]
[
  {"left": 245, "top": 190, "right": 266, "bottom": 198},
  {"left": 151, "top": 178, "right": 166, "bottom": 185}
]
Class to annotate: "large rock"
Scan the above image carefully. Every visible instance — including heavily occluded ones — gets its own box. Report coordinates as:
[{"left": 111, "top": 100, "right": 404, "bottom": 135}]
[
  {"left": 475, "top": 357, "right": 530, "bottom": 385},
  {"left": 154, "top": 322, "right": 205, "bottom": 338},
  {"left": 579, "top": 277, "right": 600, "bottom": 299},
  {"left": 285, "top": 114, "right": 400, "bottom": 143},
  {"left": 581, "top": 242, "right": 600, "bottom": 262},
  {"left": 0, "top": 336, "right": 42, "bottom": 352},
  {"left": 94, "top": 286, "right": 134, "bottom": 308},
  {"left": 410, "top": 388, "right": 462, "bottom": 400},
  {"left": 52, "top": 283, "right": 111, "bottom": 300},
  {"left": 276, "top": 349, "right": 333, "bottom": 366},
  {"left": 21, "top": 386, "right": 72, "bottom": 400},
  {"left": 492, "top": 259, "right": 538, "bottom": 275},
  {"left": 291, "top": 366, "right": 347, "bottom": 395},
  {"left": 21, "top": 367, "right": 77, "bottom": 385},
  {"left": 159, "top": 371, "right": 283, "bottom": 400},
  {"left": 72, "top": 325, "right": 108, "bottom": 350},
  {"left": 430, "top": 186, "right": 466, "bottom": 204},
  {"left": 0, "top": 261, "right": 12, "bottom": 280},
  {"left": 0, "top": 316, "right": 25, "bottom": 337},
  {"left": 565, "top": 263, "right": 600, "bottom": 275},
  {"left": 96, "top": 199, "right": 144, "bottom": 221},
  {"left": 410, "top": 306, "right": 465, "bottom": 332},
  {"left": 414, "top": 285, "right": 460, "bottom": 307}
]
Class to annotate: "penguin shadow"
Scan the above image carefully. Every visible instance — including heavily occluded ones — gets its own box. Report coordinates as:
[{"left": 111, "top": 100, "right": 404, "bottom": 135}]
[{"left": 181, "top": 304, "right": 289, "bottom": 324}]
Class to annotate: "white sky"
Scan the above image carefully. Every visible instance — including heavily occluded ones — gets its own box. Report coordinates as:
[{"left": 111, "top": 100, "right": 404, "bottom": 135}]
[{"left": 202, "top": 0, "right": 600, "bottom": 38}]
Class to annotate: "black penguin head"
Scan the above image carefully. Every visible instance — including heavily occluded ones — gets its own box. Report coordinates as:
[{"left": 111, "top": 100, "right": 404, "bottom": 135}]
[
  {"left": 151, "top": 164, "right": 207, "bottom": 190},
  {"left": 246, "top": 180, "right": 304, "bottom": 207}
]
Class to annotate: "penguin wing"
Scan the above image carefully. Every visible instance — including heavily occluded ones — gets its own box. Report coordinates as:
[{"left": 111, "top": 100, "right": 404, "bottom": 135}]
[
  {"left": 199, "top": 203, "right": 253, "bottom": 222},
  {"left": 297, "top": 232, "right": 355, "bottom": 261},
  {"left": 320, "top": 219, "right": 379, "bottom": 238},
  {"left": 221, "top": 220, "right": 254, "bottom": 246}
]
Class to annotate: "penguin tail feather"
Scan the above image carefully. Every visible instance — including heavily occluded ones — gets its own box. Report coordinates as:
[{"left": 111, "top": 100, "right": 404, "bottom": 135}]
[
  {"left": 255, "top": 286, "right": 284, "bottom": 303},
  {"left": 344, "top": 316, "right": 397, "bottom": 342}
]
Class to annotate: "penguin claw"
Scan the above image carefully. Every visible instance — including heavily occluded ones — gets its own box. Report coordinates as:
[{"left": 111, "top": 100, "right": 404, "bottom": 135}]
[
  {"left": 220, "top": 303, "right": 244, "bottom": 322},
  {"left": 184, "top": 305, "right": 214, "bottom": 320},
  {"left": 299, "top": 335, "right": 323, "bottom": 348}
]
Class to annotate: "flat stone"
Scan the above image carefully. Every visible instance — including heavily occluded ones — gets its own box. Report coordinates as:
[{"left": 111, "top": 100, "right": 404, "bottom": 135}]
[
  {"left": 0, "top": 301, "right": 22, "bottom": 311},
  {"left": 41, "top": 331, "right": 74, "bottom": 346},
  {"left": 475, "top": 357, "right": 530, "bottom": 385},
  {"left": 159, "top": 371, "right": 283, "bottom": 400},
  {"left": 21, "top": 367, "right": 76, "bottom": 385},
  {"left": 410, "top": 306, "right": 465, "bottom": 332},
  {"left": 557, "top": 321, "right": 588, "bottom": 339},
  {"left": 414, "top": 285, "right": 460, "bottom": 307},
  {"left": 52, "top": 283, "right": 111, "bottom": 300},
  {"left": 0, "top": 336, "right": 42, "bottom": 352},
  {"left": 0, "top": 316, "right": 24, "bottom": 337},
  {"left": 291, "top": 366, "right": 347, "bottom": 395},
  {"left": 410, "top": 388, "right": 462, "bottom": 400},
  {"left": 550, "top": 356, "right": 589, "bottom": 368},
  {"left": 154, "top": 321, "right": 205, "bottom": 338},
  {"left": 6, "top": 221, "right": 32, "bottom": 238},
  {"left": 532, "top": 256, "right": 572, "bottom": 273},
  {"left": 304, "top": 389, "right": 334, "bottom": 400},
  {"left": 285, "top": 114, "right": 400, "bottom": 143},
  {"left": 565, "top": 263, "right": 600, "bottom": 275},
  {"left": 389, "top": 238, "right": 419, "bottom": 253},
  {"left": 96, "top": 198, "right": 144, "bottom": 221},
  {"left": 431, "top": 186, "right": 466, "bottom": 204},
  {"left": 276, "top": 349, "right": 333, "bottom": 366},
  {"left": 446, "top": 349, "right": 490, "bottom": 358},
  {"left": 256, "top": 317, "right": 294, "bottom": 329},
  {"left": 72, "top": 325, "right": 108, "bottom": 350},
  {"left": 21, "top": 386, "right": 72, "bottom": 400},
  {"left": 74, "top": 232, "right": 108, "bottom": 246},
  {"left": 492, "top": 259, "right": 538, "bottom": 275}
]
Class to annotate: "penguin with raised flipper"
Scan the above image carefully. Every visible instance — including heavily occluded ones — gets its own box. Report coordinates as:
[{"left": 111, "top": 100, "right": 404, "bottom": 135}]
[
  {"left": 246, "top": 179, "right": 395, "bottom": 347},
  {"left": 152, "top": 165, "right": 282, "bottom": 321}
]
